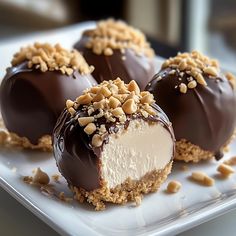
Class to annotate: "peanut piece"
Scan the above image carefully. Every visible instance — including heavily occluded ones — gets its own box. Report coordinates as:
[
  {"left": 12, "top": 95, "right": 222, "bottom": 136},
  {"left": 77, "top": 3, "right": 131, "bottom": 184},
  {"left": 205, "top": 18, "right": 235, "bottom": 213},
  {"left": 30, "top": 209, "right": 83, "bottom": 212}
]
[
  {"left": 122, "top": 99, "right": 137, "bottom": 114},
  {"left": 92, "top": 93, "right": 104, "bottom": 102},
  {"left": 93, "top": 100, "right": 106, "bottom": 110},
  {"left": 84, "top": 123, "right": 96, "bottom": 135},
  {"left": 191, "top": 171, "right": 215, "bottom": 186},
  {"left": 92, "top": 134, "right": 103, "bottom": 147},
  {"left": 167, "top": 181, "right": 182, "bottom": 193},
  {"left": 109, "top": 96, "right": 121, "bottom": 109},
  {"left": 140, "top": 94, "right": 154, "bottom": 104},
  {"left": 112, "top": 107, "right": 125, "bottom": 117},
  {"left": 76, "top": 93, "right": 93, "bottom": 105},
  {"left": 187, "top": 80, "right": 197, "bottom": 89},
  {"left": 66, "top": 99, "right": 74, "bottom": 109},
  {"left": 127, "top": 80, "right": 140, "bottom": 95},
  {"left": 68, "top": 107, "right": 76, "bottom": 116},
  {"left": 33, "top": 168, "right": 50, "bottom": 185},
  {"left": 78, "top": 117, "right": 94, "bottom": 126},
  {"left": 203, "top": 67, "right": 218, "bottom": 76},
  {"left": 179, "top": 83, "right": 187, "bottom": 93},
  {"left": 217, "top": 163, "right": 235, "bottom": 177},
  {"left": 99, "top": 86, "right": 112, "bottom": 97}
]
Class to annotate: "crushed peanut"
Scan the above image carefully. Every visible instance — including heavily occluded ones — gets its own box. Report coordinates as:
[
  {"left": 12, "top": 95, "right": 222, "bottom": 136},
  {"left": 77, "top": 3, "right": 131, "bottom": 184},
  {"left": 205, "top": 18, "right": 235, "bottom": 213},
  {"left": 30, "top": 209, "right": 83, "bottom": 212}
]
[
  {"left": 223, "top": 156, "right": 236, "bottom": 166},
  {"left": 33, "top": 168, "right": 50, "bottom": 185},
  {"left": 11, "top": 42, "right": 94, "bottom": 75},
  {"left": 226, "top": 72, "right": 236, "bottom": 89},
  {"left": 166, "top": 180, "right": 182, "bottom": 193},
  {"left": 161, "top": 51, "right": 226, "bottom": 93},
  {"left": 84, "top": 19, "right": 154, "bottom": 58},
  {"left": 66, "top": 78, "right": 157, "bottom": 148},
  {"left": 179, "top": 83, "right": 187, "bottom": 94},
  {"left": 92, "top": 134, "right": 103, "bottom": 147},
  {"left": 84, "top": 123, "right": 96, "bottom": 135},
  {"left": 217, "top": 163, "right": 235, "bottom": 178},
  {"left": 191, "top": 171, "right": 215, "bottom": 186},
  {"left": 78, "top": 117, "right": 94, "bottom": 126}
]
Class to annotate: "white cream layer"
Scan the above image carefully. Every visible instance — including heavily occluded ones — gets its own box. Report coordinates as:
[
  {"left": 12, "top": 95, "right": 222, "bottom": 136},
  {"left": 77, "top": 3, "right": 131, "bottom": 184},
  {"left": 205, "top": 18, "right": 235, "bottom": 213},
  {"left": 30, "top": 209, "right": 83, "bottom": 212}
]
[{"left": 101, "top": 119, "right": 173, "bottom": 189}]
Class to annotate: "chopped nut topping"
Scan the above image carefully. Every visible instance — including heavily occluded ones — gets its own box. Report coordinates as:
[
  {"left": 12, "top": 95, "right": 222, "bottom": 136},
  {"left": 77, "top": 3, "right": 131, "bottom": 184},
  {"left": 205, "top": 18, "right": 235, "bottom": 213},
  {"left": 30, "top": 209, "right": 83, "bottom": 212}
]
[
  {"left": 78, "top": 117, "right": 94, "bottom": 126},
  {"left": 108, "top": 96, "right": 121, "bottom": 108},
  {"left": 12, "top": 42, "right": 94, "bottom": 75},
  {"left": 127, "top": 80, "right": 140, "bottom": 95},
  {"left": 67, "top": 78, "right": 157, "bottom": 147},
  {"left": 112, "top": 107, "right": 125, "bottom": 117},
  {"left": 226, "top": 72, "right": 236, "bottom": 89},
  {"left": 76, "top": 93, "right": 93, "bottom": 105},
  {"left": 84, "top": 123, "right": 96, "bottom": 135},
  {"left": 122, "top": 99, "right": 137, "bottom": 114},
  {"left": 68, "top": 107, "right": 76, "bottom": 116},
  {"left": 84, "top": 19, "right": 154, "bottom": 58},
  {"left": 187, "top": 80, "right": 197, "bottom": 89},
  {"left": 196, "top": 73, "right": 207, "bottom": 86},
  {"left": 179, "top": 83, "right": 187, "bottom": 93},
  {"left": 203, "top": 67, "right": 218, "bottom": 76},
  {"left": 191, "top": 171, "right": 215, "bottom": 186},
  {"left": 33, "top": 168, "right": 50, "bottom": 185},
  {"left": 140, "top": 94, "right": 154, "bottom": 104},
  {"left": 66, "top": 99, "right": 74, "bottom": 109},
  {"left": 166, "top": 180, "right": 182, "bottom": 193},
  {"left": 92, "top": 134, "right": 103, "bottom": 147},
  {"left": 162, "top": 51, "right": 221, "bottom": 92},
  {"left": 217, "top": 163, "right": 235, "bottom": 178}
]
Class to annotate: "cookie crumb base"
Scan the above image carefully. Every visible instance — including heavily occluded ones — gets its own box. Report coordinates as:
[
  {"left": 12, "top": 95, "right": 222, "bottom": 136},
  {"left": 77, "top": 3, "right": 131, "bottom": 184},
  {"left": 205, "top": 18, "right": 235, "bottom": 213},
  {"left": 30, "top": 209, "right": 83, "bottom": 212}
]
[
  {"left": 175, "top": 139, "right": 213, "bottom": 163},
  {"left": 71, "top": 161, "right": 172, "bottom": 210},
  {"left": 0, "top": 131, "right": 52, "bottom": 152}
]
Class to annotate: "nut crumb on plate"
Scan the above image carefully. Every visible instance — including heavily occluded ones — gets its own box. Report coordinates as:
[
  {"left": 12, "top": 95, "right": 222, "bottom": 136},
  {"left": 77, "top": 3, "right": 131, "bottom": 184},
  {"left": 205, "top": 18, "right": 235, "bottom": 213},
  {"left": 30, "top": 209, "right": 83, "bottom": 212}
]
[
  {"left": 217, "top": 163, "right": 235, "bottom": 178},
  {"left": 191, "top": 171, "right": 215, "bottom": 186},
  {"left": 166, "top": 181, "right": 182, "bottom": 193},
  {"left": 33, "top": 168, "right": 50, "bottom": 185},
  {"left": 223, "top": 156, "right": 236, "bottom": 166}
]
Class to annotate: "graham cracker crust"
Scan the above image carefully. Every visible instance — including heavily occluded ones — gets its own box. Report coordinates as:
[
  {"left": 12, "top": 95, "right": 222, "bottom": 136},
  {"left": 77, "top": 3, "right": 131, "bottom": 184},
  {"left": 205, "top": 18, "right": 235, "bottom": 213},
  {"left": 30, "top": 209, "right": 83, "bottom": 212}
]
[
  {"left": 71, "top": 161, "right": 172, "bottom": 210},
  {"left": 175, "top": 133, "right": 235, "bottom": 163},
  {"left": 0, "top": 131, "right": 52, "bottom": 152},
  {"left": 175, "top": 139, "right": 214, "bottom": 163}
]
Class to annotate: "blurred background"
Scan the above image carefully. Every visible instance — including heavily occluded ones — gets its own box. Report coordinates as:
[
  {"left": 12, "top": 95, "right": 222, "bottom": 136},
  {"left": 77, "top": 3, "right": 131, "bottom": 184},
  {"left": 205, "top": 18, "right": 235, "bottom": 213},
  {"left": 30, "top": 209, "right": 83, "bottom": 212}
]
[{"left": 0, "top": 0, "right": 236, "bottom": 71}]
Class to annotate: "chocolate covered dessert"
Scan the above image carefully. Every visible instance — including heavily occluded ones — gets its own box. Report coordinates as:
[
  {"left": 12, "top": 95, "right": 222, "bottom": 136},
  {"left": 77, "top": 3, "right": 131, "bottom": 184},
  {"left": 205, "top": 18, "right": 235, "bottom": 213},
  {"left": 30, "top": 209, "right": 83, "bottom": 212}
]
[
  {"left": 0, "top": 43, "right": 96, "bottom": 150},
  {"left": 53, "top": 78, "right": 175, "bottom": 210},
  {"left": 146, "top": 51, "right": 236, "bottom": 162},
  {"left": 74, "top": 19, "right": 155, "bottom": 90}
]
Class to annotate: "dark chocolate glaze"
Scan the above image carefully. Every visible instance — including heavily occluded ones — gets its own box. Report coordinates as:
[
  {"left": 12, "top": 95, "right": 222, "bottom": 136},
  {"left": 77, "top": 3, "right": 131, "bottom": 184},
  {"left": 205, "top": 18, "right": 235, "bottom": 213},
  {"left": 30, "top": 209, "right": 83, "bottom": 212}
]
[
  {"left": 74, "top": 33, "right": 155, "bottom": 90},
  {"left": 146, "top": 67, "right": 236, "bottom": 159},
  {"left": 0, "top": 62, "right": 97, "bottom": 144},
  {"left": 53, "top": 104, "right": 175, "bottom": 191}
]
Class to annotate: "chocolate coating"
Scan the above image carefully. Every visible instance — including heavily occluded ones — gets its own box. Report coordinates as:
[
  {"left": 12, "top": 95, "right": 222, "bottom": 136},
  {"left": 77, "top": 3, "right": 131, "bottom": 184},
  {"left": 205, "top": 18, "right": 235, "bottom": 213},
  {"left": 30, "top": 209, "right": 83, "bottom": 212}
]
[
  {"left": 74, "top": 33, "right": 155, "bottom": 90},
  {"left": 0, "top": 62, "right": 97, "bottom": 144},
  {"left": 146, "top": 67, "right": 236, "bottom": 158},
  {"left": 53, "top": 105, "right": 174, "bottom": 191}
]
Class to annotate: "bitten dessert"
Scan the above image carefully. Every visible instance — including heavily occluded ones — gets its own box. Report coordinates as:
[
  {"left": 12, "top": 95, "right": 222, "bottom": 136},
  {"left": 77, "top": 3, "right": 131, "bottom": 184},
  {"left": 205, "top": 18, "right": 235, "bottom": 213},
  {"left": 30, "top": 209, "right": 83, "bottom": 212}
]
[
  {"left": 0, "top": 43, "right": 96, "bottom": 150},
  {"left": 53, "top": 78, "right": 175, "bottom": 210},
  {"left": 146, "top": 51, "right": 236, "bottom": 162},
  {"left": 74, "top": 19, "right": 155, "bottom": 90}
]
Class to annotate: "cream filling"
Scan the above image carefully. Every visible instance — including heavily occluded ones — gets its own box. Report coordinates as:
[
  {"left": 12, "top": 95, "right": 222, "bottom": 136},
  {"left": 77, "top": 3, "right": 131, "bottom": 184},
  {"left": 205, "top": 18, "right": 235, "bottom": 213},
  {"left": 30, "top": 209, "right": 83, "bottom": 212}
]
[{"left": 101, "top": 119, "right": 174, "bottom": 189}]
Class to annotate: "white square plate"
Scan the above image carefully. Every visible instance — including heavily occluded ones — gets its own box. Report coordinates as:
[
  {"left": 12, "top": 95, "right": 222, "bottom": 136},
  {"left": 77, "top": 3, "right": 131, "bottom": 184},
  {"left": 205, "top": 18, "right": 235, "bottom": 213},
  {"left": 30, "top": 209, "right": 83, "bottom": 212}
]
[{"left": 0, "top": 22, "right": 236, "bottom": 236}]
